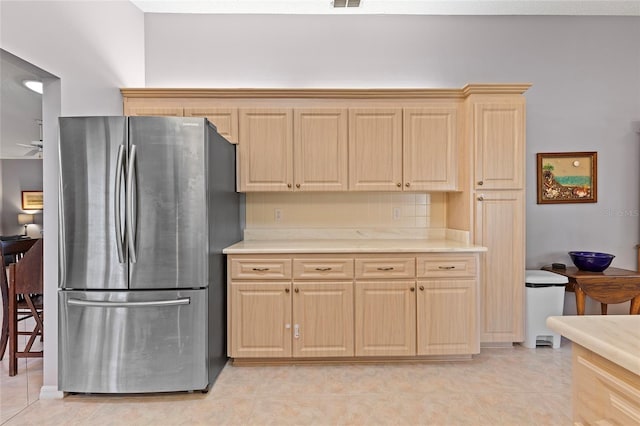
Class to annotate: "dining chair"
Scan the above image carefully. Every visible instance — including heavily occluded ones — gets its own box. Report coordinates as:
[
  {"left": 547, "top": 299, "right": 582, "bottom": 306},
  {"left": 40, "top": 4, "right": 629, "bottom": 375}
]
[
  {"left": 0, "top": 238, "right": 38, "bottom": 361},
  {"left": 8, "top": 238, "right": 43, "bottom": 376}
]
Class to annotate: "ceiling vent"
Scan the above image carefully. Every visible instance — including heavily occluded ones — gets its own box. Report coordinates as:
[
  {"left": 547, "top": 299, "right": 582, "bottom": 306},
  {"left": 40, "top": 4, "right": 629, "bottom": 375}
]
[{"left": 333, "top": 0, "right": 361, "bottom": 7}]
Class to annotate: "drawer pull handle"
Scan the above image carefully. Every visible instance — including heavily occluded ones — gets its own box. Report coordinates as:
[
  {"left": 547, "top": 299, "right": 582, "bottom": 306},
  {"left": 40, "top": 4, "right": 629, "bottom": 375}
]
[
  {"left": 438, "top": 266, "right": 456, "bottom": 270},
  {"left": 419, "top": 286, "right": 424, "bottom": 291},
  {"left": 252, "top": 267, "right": 270, "bottom": 271},
  {"left": 285, "top": 288, "right": 290, "bottom": 293},
  {"left": 377, "top": 267, "right": 395, "bottom": 271},
  {"left": 410, "top": 287, "right": 415, "bottom": 292},
  {"left": 294, "top": 288, "right": 299, "bottom": 293},
  {"left": 315, "top": 267, "right": 332, "bottom": 271}
]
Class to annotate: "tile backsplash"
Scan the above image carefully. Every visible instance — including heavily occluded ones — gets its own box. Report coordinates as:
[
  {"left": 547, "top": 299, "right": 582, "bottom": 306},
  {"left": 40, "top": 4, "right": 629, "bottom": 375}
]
[{"left": 245, "top": 192, "right": 445, "bottom": 229}]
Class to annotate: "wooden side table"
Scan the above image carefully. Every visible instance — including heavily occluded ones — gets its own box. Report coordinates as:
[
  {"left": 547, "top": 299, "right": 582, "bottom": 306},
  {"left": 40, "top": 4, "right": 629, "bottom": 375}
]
[{"left": 542, "top": 266, "right": 640, "bottom": 315}]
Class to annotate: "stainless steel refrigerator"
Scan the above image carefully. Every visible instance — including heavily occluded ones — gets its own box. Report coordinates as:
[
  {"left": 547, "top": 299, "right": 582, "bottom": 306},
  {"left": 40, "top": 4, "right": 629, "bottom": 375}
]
[{"left": 58, "top": 116, "right": 242, "bottom": 393}]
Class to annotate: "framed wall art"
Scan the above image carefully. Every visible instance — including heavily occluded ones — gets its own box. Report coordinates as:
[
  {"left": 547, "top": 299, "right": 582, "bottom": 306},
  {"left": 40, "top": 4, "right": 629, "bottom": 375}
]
[
  {"left": 536, "top": 152, "right": 597, "bottom": 204},
  {"left": 21, "top": 190, "right": 44, "bottom": 210}
]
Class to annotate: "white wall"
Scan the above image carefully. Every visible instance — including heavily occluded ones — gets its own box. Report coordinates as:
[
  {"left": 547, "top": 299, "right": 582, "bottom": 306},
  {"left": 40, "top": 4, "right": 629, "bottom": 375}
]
[
  {"left": 144, "top": 14, "right": 640, "bottom": 313},
  {"left": 0, "top": 0, "right": 145, "bottom": 395},
  {"left": 0, "top": 159, "right": 44, "bottom": 236}
]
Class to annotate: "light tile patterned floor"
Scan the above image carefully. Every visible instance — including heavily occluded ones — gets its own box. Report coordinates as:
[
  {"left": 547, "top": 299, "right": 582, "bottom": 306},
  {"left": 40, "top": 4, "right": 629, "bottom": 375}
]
[{"left": 1, "top": 341, "right": 573, "bottom": 425}]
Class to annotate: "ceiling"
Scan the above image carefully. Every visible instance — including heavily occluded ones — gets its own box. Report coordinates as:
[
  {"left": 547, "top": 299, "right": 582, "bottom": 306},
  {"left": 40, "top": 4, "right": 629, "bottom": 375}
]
[{"left": 130, "top": 0, "right": 640, "bottom": 15}]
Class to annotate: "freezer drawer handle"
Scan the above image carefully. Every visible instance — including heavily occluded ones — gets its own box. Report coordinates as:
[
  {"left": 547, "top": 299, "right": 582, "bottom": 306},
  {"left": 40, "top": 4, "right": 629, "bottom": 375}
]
[{"left": 67, "top": 297, "right": 190, "bottom": 308}]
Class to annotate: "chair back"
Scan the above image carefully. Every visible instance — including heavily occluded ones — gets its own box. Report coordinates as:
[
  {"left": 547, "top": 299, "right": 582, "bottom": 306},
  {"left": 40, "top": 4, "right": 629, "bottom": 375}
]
[
  {"left": 11, "top": 239, "right": 43, "bottom": 295},
  {"left": 1, "top": 239, "right": 38, "bottom": 266}
]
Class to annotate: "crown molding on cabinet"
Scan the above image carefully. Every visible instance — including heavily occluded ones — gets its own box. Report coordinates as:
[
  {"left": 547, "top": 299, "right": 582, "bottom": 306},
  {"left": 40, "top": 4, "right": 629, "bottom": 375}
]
[{"left": 120, "top": 84, "right": 531, "bottom": 99}]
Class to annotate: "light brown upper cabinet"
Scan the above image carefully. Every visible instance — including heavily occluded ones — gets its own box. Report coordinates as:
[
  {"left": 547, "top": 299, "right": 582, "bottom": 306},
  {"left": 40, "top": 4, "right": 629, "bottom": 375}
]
[
  {"left": 238, "top": 108, "right": 294, "bottom": 192},
  {"left": 126, "top": 106, "right": 184, "bottom": 117},
  {"left": 238, "top": 108, "right": 348, "bottom": 192},
  {"left": 125, "top": 104, "right": 238, "bottom": 143},
  {"left": 293, "top": 109, "right": 348, "bottom": 191},
  {"left": 472, "top": 99, "right": 525, "bottom": 189},
  {"left": 348, "top": 108, "right": 403, "bottom": 191},
  {"left": 403, "top": 106, "right": 459, "bottom": 191},
  {"left": 184, "top": 107, "right": 238, "bottom": 143}
]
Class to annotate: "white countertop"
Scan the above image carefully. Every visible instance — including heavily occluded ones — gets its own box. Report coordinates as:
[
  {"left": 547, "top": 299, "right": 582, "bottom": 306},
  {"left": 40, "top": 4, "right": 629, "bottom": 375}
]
[
  {"left": 223, "top": 239, "right": 488, "bottom": 254},
  {"left": 547, "top": 315, "right": 640, "bottom": 376}
]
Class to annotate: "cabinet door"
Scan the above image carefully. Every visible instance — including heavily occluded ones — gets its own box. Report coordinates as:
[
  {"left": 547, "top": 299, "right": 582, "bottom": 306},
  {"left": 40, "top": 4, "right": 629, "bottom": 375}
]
[
  {"left": 355, "top": 281, "right": 416, "bottom": 356},
  {"left": 238, "top": 108, "right": 293, "bottom": 191},
  {"left": 416, "top": 279, "right": 478, "bottom": 355},
  {"left": 292, "top": 282, "right": 354, "bottom": 357},
  {"left": 230, "top": 282, "right": 292, "bottom": 358},
  {"left": 126, "top": 106, "right": 184, "bottom": 116},
  {"left": 475, "top": 190, "right": 524, "bottom": 343},
  {"left": 294, "top": 109, "right": 348, "bottom": 191},
  {"left": 403, "top": 106, "right": 458, "bottom": 191},
  {"left": 348, "top": 108, "right": 402, "bottom": 191},
  {"left": 473, "top": 100, "right": 525, "bottom": 189},
  {"left": 184, "top": 107, "right": 238, "bottom": 143}
]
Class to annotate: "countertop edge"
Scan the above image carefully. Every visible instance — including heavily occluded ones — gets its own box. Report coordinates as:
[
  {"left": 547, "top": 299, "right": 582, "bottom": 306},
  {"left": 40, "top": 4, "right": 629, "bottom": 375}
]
[
  {"left": 222, "top": 240, "right": 488, "bottom": 254},
  {"left": 547, "top": 316, "right": 640, "bottom": 376}
]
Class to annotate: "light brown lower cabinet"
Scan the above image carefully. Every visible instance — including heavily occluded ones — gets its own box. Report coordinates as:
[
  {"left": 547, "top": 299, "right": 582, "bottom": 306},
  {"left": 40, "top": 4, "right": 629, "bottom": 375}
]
[
  {"left": 292, "top": 282, "right": 354, "bottom": 357},
  {"left": 228, "top": 253, "right": 480, "bottom": 360},
  {"left": 355, "top": 280, "right": 417, "bottom": 356},
  {"left": 572, "top": 344, "right": 640, "bottom": 425},
  {"left": 230, "top": 282, "right": 292, "bottom": 358},
  {"left": 417, "top": 279, "right": 478, "bottom": 355}
]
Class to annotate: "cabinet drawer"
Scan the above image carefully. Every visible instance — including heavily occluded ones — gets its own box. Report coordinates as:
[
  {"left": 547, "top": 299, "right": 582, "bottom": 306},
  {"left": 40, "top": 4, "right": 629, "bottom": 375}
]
[
  {"left": 293, "top": 258, "right": 354, "bottom": 280},
  {"left": 355, "top": 257, "right": 415, "bottom": 279},
  {"left": 417, "top": 255, "right": 476, "bottom": 278},
  {"left": 230, "top": 258, "right": 292, "bottom": 279}
]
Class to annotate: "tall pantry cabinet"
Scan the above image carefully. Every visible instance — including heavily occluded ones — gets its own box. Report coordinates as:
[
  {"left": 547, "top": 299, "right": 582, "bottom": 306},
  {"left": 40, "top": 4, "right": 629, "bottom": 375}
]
[{"left": 467, "top": 94, "right": 526, "bottom": 344}]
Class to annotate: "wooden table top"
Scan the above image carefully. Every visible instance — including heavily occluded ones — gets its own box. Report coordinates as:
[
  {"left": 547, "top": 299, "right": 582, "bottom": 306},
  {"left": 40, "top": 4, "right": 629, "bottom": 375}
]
[{"left": 542, "top": 266, "right": 640, "bottom": 280}]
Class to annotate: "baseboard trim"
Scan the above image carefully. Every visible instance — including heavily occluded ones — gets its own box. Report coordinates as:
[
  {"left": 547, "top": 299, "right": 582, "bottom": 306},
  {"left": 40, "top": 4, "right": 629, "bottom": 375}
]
[{"left": 40, "top": 386, "right": 64, "bottom": 399}]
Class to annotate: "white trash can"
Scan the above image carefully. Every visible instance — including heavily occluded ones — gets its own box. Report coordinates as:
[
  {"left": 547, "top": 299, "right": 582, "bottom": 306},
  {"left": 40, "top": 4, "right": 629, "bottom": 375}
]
[{"left": 523, "top": 270, "right": 568, "bottom": 349}]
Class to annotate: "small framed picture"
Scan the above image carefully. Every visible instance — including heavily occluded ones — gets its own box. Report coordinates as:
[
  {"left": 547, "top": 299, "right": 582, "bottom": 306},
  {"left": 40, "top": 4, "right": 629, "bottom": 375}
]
[
  {"left": 536, "top": 152, "right": 597, "bottom": 204},
  {"left": 21, "top": 191, "right": 44, "bottom": 210}
]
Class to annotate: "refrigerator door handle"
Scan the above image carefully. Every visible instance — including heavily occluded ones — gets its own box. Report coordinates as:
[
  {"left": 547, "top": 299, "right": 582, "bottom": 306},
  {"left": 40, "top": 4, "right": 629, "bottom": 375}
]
[
  {"left": 114, "top": 144, "right": 126, "bottom": 263},
  {"left": 67, "top": 297, "right": 191, "bottom": 308},
  {"left": 126, "top": 144, "right": 138, "bottom": 263}
]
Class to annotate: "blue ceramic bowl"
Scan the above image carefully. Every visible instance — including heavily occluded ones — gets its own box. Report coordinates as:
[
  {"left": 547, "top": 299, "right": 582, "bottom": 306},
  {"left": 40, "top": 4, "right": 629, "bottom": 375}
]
[{"left": 569, "top": 251, "right": 615, "bottom": 272}]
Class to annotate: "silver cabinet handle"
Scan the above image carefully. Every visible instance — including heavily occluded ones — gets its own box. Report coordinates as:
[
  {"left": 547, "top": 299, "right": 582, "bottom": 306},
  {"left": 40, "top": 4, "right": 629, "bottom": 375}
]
[
  {"left": 294, "top": 324, "right": 300, "bottom": 339},
  {"left": 126, "top": 144, "right": 138, "bottom": 263},
  {"left": 114, "top": 144, "right": 125, "bottom": 263},
  {"left": 68, "top": 297, "right": 190, "bottom": 308},
  {"left": 438, "top": 266, "right": 456, "bottom": 270},
  {"left": 377, "top": 267, "right": 395, "bottom": 271},
  {"left": 315, "top": 267, "right": 332, "bottom": 271}
]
